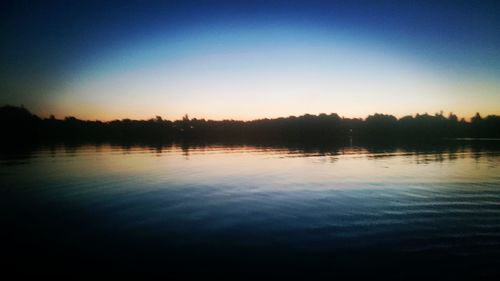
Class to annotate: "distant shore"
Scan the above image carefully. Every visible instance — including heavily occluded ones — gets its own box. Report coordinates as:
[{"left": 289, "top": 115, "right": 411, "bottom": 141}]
[{"left": 1, "top": 105, "right": 499, "bottom": 144}]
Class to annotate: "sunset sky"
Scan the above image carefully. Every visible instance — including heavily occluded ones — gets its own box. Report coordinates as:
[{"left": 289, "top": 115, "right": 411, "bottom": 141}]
[{"left": 1, "top": 0, "right": 499, "bottom": 121}]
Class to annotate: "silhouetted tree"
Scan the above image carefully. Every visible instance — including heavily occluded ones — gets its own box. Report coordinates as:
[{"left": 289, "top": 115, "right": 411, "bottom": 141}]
[{"left": 1, "top": 105, "right": 499, "bottom": 144}]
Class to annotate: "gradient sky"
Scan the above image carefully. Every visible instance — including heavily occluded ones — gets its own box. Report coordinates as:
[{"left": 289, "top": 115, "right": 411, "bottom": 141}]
[{"left": 1, "top": 0, "right": 500, "bottom": 120}]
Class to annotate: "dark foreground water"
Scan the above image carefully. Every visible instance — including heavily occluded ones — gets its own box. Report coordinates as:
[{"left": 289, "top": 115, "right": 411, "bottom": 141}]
[{"left": 1, "top": 141, "right": 500, "bottom": 278}]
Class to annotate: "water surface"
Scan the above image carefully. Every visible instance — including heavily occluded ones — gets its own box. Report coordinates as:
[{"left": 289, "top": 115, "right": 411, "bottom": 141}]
[{"left": 1, "top": 141, "right": 500, "bottom": 278}]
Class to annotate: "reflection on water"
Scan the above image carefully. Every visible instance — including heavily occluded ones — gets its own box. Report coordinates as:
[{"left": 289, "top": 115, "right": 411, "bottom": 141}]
[{"left": 1, "top": 140, "right": 500, "bottom": 278}]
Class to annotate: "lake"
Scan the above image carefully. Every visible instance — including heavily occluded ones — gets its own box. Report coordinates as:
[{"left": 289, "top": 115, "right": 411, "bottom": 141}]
[{"left": 1, "top": 140, "right": 500, "bottom": 278}]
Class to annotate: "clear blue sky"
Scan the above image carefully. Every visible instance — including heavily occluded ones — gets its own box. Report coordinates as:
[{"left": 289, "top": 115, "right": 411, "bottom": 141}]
[{"left": 1, "top": 0, "right": 499, "bottom": 120}]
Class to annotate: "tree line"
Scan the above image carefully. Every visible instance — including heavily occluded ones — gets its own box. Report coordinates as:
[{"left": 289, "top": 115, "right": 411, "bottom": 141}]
[{"left": 1, "top": 105, "right": 499, "bottom": 144}]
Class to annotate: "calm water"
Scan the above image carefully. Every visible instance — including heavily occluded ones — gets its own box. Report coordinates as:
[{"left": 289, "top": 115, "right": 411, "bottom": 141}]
[{"left": 1, "top": 141, "right": 500, "bottom": 278}]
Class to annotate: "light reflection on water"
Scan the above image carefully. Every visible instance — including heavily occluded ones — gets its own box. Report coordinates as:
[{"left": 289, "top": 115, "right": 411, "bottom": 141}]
[{"left": 1, "top": 141, "right": 500, "bottom": 277}]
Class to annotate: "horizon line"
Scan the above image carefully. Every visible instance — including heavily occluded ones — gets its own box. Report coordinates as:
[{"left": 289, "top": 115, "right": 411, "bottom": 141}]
[{"left": 6, "top": 105, "right": 495, "bottom": 123}]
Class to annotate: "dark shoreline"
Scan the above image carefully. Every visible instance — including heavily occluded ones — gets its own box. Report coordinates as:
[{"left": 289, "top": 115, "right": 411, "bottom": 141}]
[{"left": 1, "top": 105, "right": 500, "bottom": 145}]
